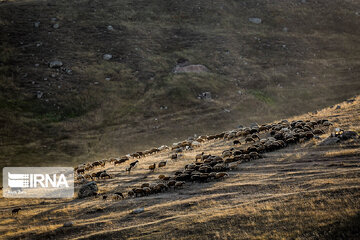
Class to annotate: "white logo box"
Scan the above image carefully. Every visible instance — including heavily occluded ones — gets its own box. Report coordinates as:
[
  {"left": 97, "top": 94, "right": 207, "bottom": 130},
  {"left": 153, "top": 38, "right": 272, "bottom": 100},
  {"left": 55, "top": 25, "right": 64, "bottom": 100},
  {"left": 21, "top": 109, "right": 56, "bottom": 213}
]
[{"left": 3, "top": 167, "right": 74, "bottom": 198}]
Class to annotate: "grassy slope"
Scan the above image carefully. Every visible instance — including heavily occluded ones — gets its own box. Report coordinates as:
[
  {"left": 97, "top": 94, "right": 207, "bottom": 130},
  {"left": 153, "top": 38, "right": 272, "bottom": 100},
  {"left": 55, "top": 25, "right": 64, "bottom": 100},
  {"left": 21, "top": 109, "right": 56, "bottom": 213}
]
[
  {"left": 0, "top": 0, "right": 360, "bottom": 170},
  {"left": 0, "top": 96, "right": 359, "bottom": 239}
]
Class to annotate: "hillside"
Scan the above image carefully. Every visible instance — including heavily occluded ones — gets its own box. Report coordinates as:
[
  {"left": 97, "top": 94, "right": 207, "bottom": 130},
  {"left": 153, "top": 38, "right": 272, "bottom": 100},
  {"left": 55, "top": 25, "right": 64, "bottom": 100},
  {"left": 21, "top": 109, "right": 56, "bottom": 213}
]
[
  {"left": 1, "top": 0, "right": 360, "bottom": 170},
  {"left": 0, "top": 96, "right": 359, "bottom": 239}
]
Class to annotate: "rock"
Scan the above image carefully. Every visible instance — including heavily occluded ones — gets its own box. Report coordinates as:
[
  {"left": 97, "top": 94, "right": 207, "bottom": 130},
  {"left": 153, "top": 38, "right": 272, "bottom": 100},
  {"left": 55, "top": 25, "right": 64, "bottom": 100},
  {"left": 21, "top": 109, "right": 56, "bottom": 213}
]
[
  {"left": 51, "top": 17, "right": 57, "bottom": 23},
  {"left": 107, "top": 25, "right": 114, "bottom": 31},
  {"left": 173, "top": 64, "right": 209, "bottom": 73},
  {"left": 34, "top": 22, "right": 40, "bottom": 28},
  {"left": 53, "top": 23, "right": 60, "bottom": 29},
  {"left": 105, "top": 77, "right": 111, "bottom": 81},
  {"left": 78, "top": 181, "right": 98, "bottom": 198},
  {"left": 35, "top": 63, "right": 39, "bottom": 67},
  {"left": 340, "top": 131, "right": 358, "bottom": 140},
  {"left": 103, "top": 54, "right": 112, "bottom": 60},
  {"left": 63, "top": 221, "right": 73, "bottom": 227},
  {"left": 238, "top": 90, "right": 242, "bottom": 95},
  {"left": 49, "top": 60, "right": 63, "bottom": 68},
  {"left": 282, "top": 27, "right": 288, "bottom": 32},
  {"left": 37, "top": 91, "right": 43, "bottom": 99},
  {"left": 248, "top": 18, "right": 262, "bottom": 24},
  {"left": 199, "top": 92, "right": 212, "bottom": 100},
  {"left": 132, "top": 207, "right": 144, "bottom": 214},
  {"left": 319, "top": 137, "right": 340, "bottom": 146}
]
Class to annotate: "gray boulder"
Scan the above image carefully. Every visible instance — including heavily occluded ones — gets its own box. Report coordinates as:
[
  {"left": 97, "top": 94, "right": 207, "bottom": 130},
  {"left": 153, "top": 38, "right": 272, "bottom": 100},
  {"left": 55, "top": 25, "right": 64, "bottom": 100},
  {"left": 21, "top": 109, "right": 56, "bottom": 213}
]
[
  {"left": 78, "top": 181, "right": 98, "bottom": 198},
  {"left": 49, "top": 60, "right": 63, "bottom": 68},
  {"left": 63, "top": 221, "right": 73, "bottom": 227},
  {"left": 103, "top": 54, "right": 112, "bottom": 60},
  {"left": 173, "top": 64, "right": 209, "bottom": 73},
  {"left": 132, "top": 207, "right": 145, "bottom": 214},
  {"left": 319, "top": 137, "right": 340, "bottom": 146},
  {"left": 249, "top": 18, "right": 262, "bottom": 24}
]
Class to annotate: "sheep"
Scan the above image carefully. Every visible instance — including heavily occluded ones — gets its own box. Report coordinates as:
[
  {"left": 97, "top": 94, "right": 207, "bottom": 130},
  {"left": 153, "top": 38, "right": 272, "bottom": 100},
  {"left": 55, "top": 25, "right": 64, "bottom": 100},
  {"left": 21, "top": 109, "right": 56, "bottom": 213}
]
[
  {"left": 158, "top": 174, "right": 166, "bottom": 179},
  {"left": 76, "top": 175, "right": 85, "bottom": 181},
  {"left": 222, "top": 150, "right": 232, "bottom": 158},
  {"left": 233, "top": 140, "right": 241, "bottom": 145},
  {"left": 251, "top": 134, "right": 260, "bottom": 140},
  {"left": 195, "top": 152, "right": 204, "bottom": 161},
  {"left": 100, "top": 172, "right": 111, "bottom": 179},
  {"left": 171, "top": 154, "right": 178, "bottom": 160},
  {"left": 102, "top": 195, "right": 108, "bottom": 200},
  {"left": 215, "top": 172, "right": 228, "bottom": 179},
  {"left": 114, "top": 192, "right": 124, "bottom": 199},
  {"left": 148, "top": 163, "right": 156, "bottom": 171},
  {"left": 12, "top": 208, "right": 21, "bottom": 215},
  {"left": 158, "top": 161, "right": 167, "bottom": 168},
  {"left": 127, "top": 190, "right": 135, "bottom": 198},
  {"left": 245, "top": 137, "right": 255, "bottom": 143},
  {"left": 130, "top": 160, "right": 139, "bottom": 168},
  {"left": 167, "top": 180, "right": 176, "bottom": 187},
  {"left": 142, "top": 187, "right": 152, "bottom": 195},
  {"left": 76, "top": 168, "right": 85, "bottom": 175},
  {"left": 141, "top": 183, "right": 150, "bottom": 188},
  {"left": 133, "top": 188, "right": 145, "bottom": 197},
  {"left": 174, "top": 181, "right": 185, "bottom": 188},
  {"left": 84, "top": 173, "right": 93, "bottom": 180},
  {"left": 114, "top": 157, "right": 128, "bottom": 166},
  {"left": 126, "top": 160, "right": 139, "bottom": 173}
]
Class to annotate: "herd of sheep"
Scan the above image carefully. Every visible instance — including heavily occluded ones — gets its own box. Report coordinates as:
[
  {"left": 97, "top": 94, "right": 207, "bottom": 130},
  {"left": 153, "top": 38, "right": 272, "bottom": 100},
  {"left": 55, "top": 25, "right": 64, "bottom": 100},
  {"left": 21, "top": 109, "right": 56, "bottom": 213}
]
[{"left": 74, "top": 118, "right": 333, "bottom": 200}]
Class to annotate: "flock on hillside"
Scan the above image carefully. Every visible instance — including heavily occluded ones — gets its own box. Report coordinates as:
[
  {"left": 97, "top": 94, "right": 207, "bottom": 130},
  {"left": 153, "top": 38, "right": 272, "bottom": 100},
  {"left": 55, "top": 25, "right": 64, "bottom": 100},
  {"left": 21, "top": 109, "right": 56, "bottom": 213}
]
[{"left": 74, "top": 118, "right": 337, "bottom": 200}]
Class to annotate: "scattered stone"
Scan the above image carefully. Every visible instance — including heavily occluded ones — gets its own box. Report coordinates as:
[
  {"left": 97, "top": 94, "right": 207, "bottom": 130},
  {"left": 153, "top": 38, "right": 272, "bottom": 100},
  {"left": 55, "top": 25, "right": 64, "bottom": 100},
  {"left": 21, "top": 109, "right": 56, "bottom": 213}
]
[
  {"left": 224, "top": 109, "right": 231, "bottom": 113},
  {"left": 238, "top": 90, "right": 242, "bottom": 95},
  {"left": 250, "top": 122, "right": 259, "bottom": 128},
  {"left": 346, "top": 99, "right": 355, "bottom": 103},
  {"left": 53, "top": 23, "right": 59, "bottom": 29},
  {"left": 51, "top": 73, "right": 56, "bottom": 78},
  {"left": 103, "top": 54, "right": 112, "bottom": 60},
  {"left": 173, "top": 64, "right": 209, "bottom": 73},
  {"left": 50, "top": 17, "right": 57, "bottom": 23},
  {"left": 94, "top": 82, "right": 99, "bottom": 85},
  {"left": 132, "top": 207, "right": 144, "bottom": 214},
  {"left": 78, "top": 181, "right": 98, "bottom": 198},
  {"left": 63, "top": 221, "right": 73, "bottom": 227},
  {"left": 107, "top": 25, "right": 114, "bottom": 31},
  {"left": 34, "top": 22, "right": 40, "bottom": 28},
  {"left": 160, "top": 105, "right": 168, "bottom": 110},
  {"left": 336, "top": 105, "right": 341, "bottom": 110},
  {"left": 282, "top": 27, "right": 288, "bottom": 32},
  {"left": 105, "top": 77, "right": 111, "bottom": 81},
  {"left": 35, "top": 63, "right": 39, "bottom": 67},
  {"left": 37, "top": 91, "right": 43, "bottom": 99},
  {"left": 198, "top": 92, "right": 212, "bottom": 100},
  {"left": 248, "top": 17, "right": 262, "bottom": 24},
  {"left": 319, "top": 137, "right": 340, "bottom": 146},
  {"left": 49, "top": 60, "right": 63, "bottom": 68}
]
